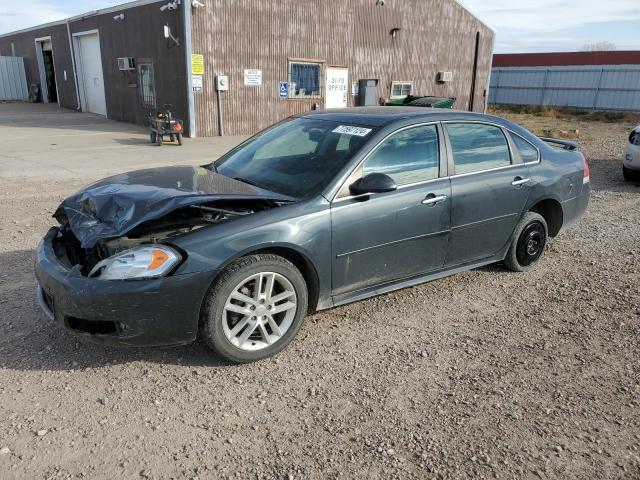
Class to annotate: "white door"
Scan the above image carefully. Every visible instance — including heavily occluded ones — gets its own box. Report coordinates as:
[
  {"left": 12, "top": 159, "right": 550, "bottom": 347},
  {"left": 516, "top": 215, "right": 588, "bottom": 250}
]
[
  {"left": 325, "top": 67, "right": 349, "bottom": 109},
  {"left": 76, "top": 34, "right": 107, "bottom": 116}
]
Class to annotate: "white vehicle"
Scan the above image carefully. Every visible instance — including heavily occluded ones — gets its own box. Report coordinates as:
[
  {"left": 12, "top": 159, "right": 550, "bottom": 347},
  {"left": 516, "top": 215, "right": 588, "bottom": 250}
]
[{"left": 624, "top": 126, "right": 640, "bottom": 182}]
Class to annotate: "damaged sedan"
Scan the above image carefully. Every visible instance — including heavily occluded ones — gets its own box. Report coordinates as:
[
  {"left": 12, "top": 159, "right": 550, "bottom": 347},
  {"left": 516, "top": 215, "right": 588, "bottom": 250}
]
[{"left": 36, "top": 108, "right": 590, "bottom": 362}]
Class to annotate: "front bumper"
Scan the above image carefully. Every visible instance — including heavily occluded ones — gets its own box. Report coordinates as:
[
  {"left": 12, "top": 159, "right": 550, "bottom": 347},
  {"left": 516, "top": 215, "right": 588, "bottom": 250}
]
[
  {"left": 624, "top": 142, "right": 640, "bottom": 171},
  {"left": 35, "top": 228, "right": 216, "bottom": 347}
]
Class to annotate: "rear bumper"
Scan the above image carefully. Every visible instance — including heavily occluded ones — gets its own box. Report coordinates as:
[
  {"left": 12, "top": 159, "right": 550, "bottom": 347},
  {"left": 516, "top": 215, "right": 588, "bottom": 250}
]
[{"left": 35, "top": 228, "right": 215, "bottom": 347}]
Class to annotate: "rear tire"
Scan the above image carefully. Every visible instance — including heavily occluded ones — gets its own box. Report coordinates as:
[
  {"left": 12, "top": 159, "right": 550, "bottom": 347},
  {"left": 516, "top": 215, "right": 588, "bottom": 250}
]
[
  {"left": 504, "top": 212, "right": 548, "bottom": 272},
  {"left": 200, "top": 254, "right": 308, "bottom": 363},
  {"left": 623, "top": 166, "right": 640, "bottom": 182},
  {"left": 150, "top": 132, "right": 156, "bottom": 144},
  {"left": 177, "top": 133, "right": 183, "bottom": 146}
]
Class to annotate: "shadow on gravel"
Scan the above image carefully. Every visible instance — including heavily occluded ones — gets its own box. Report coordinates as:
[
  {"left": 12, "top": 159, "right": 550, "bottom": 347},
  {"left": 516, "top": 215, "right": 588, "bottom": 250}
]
[
  {"left": 587, "top": 157, "right": 640, "bottom": 193},
  {"left": 0, "top": 249, "right": 232, "bottom": 371}
]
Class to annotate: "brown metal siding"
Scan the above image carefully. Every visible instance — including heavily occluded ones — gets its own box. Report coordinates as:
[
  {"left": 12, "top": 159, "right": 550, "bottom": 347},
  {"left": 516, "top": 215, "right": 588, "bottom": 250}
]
[
  {"left": 68, "top": 4, "right": 189, "bottom": 130},
  {"left": 0, "top": 24, "right": 78, "bottom": 109},
  {"left": 0, "top": 2, "right": 189, "bottom": 133},
  {"left": 191, "top": 0, "right": 494, "bottom": 136}
]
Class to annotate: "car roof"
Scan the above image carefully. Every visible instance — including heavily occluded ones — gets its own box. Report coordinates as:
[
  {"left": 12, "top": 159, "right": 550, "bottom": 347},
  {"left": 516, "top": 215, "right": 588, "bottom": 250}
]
[{"left": 296, "top": 106, "right": 494, "bottom": 127}]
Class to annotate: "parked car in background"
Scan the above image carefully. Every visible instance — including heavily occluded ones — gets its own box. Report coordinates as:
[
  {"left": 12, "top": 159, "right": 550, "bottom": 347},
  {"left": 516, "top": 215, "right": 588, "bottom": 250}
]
[
  {"left": 624, "top": 126, "right": 640, "bottom": 181},
  {"left": 35, "top": 108, "right": 590, "bottom": 363}
]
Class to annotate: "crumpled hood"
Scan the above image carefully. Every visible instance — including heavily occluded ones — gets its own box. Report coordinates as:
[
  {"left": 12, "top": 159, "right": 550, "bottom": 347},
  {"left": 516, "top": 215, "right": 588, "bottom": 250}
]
[{"left": 55, "top": 165, "right": 294, "bottom": 248}]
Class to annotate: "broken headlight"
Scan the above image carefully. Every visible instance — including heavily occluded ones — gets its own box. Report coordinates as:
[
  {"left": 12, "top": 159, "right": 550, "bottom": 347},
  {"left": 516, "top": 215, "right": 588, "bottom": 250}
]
[{"left": 88, "top": 245, "right": 181, "bottom": 280}]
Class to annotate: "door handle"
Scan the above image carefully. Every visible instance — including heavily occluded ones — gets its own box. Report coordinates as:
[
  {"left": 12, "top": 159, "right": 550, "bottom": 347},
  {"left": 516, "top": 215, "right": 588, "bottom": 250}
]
[
  {"left": 422, "top": 194, "right": 447, "bottom": 206},
  {"left": 511, "top": 177, "right": 531, "bottom": 187}
]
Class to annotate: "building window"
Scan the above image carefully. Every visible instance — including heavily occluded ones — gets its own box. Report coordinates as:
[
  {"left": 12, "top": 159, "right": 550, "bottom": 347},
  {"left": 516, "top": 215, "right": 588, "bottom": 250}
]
[
  {"left": 289, "top": 61, "right": 323, "bottom": 98},
  {"left": 390, "top": 81, "right": 412, "bottom": 99},
  {"left": 138, "top": 62, "right": 156, "bottom": 109}
]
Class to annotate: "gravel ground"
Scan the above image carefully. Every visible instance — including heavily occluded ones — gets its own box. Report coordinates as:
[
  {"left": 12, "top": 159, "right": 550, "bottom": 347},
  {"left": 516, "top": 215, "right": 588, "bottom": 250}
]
[{"left": 1, "top": 114, "right": 639, "bottom": 479}]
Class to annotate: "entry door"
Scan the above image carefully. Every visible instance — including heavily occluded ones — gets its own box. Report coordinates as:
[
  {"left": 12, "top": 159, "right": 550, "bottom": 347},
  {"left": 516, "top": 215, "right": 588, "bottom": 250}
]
[
  {"left": 444, "top": 123, "right": 531, "bottom": 266},
  {"left": 325, "top": 67, "right": 349, "bottom": 109},
  {"left": 331, "top": 124, "right": 451, "bottom": 296},
  {"left": 76, "top": 33, "right": 107, "bottom": 116}
]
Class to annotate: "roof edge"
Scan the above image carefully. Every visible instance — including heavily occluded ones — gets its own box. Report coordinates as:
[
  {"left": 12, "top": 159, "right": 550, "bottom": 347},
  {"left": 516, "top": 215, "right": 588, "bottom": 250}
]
[
  {"left": 0, "top": 0, "right": 164, "bottom": 39},
  {"left": 493, "top": 50, "right": 640, "bottom": 67},
  {"left": 452, "top": 0, "right": 495, "bottom": 33}
]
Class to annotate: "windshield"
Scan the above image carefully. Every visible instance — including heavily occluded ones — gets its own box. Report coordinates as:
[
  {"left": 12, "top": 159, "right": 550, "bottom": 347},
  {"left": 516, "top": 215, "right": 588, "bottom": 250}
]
[{"left": 210, "top": 117, "right": 375, "bottom": 198}]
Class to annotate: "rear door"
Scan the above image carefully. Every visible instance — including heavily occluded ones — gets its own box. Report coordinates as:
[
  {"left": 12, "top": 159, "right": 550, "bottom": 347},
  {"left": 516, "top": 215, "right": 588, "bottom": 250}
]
[
  {"left": 444, "top": 122, "right": 531, "bottom": 266},
  {"left": 331, "top": 124, "right": 451, "bottom": 296}
]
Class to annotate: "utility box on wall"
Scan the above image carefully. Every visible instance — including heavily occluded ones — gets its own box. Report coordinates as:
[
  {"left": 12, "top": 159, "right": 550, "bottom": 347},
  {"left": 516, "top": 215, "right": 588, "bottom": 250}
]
[
  {"left": 358, "top": 79, "right": 378, "bottom": 106},
  {"left": 437, "top": 71, "right": 453, "bottom": 83}
]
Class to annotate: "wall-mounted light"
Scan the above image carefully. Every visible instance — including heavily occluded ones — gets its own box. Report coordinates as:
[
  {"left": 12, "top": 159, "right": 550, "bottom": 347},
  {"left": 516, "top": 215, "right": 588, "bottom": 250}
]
[
  {"left": 376, "top": 0, "right": 385, "bottom": 5},
  {"left": 192, "top": 0, "right": 206, "bottom": 7},
  {"left": 113, "top": 13, "right": 124, "bottom": 21},
  {"left": 164, "top": 24, "right": 180, "bottom": 46},
  {"left": 390, "top": 27, "right": 401, "bottom": 39},
  {"left": 160, "top": 0, "right": 181, "bottom": 12}
]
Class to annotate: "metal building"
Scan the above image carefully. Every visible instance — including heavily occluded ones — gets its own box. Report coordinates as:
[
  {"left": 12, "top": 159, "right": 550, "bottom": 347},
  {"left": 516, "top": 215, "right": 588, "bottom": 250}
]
[
  {"left": 0, "top": 0, "right": 494, "bottom": 137},
  {"left": 489, "top": 51, "right": 640, "bottom": 112}
]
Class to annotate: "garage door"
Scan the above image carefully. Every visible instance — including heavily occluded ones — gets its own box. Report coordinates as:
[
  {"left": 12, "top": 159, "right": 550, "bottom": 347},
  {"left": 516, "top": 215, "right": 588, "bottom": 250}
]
[{"left": 76, "top": 33, "right": 107, "bottom": 116}]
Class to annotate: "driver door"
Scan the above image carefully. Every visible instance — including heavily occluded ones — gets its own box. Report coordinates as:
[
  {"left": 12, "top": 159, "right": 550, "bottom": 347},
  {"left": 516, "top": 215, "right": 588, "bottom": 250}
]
[{"left": 330, "top": 124, "right": 451, "bottom": 297}]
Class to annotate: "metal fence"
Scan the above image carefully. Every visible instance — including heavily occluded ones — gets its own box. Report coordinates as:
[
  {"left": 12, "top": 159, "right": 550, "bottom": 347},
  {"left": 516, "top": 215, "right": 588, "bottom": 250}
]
[
  {"left": 489, "top": 65, "right": 640, "bottom": 112},
  {"left": 0, "top": 56, "right": 28, "bottom": 100}
]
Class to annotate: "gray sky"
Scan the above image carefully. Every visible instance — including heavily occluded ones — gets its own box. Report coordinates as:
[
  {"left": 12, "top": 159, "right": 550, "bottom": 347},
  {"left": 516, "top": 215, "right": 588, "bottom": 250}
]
[
  {"left": 1, "top": 0, "right": 640, "bottom": 53},
  {"left": 461, "top": 0, "right": 640, "bottom": 52}
]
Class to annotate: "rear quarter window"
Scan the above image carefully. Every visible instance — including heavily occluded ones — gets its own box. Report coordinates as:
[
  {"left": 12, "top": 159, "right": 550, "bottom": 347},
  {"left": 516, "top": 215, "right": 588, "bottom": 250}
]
[{"left": 511, "top": 134, "right": 539, "bottom": 163}]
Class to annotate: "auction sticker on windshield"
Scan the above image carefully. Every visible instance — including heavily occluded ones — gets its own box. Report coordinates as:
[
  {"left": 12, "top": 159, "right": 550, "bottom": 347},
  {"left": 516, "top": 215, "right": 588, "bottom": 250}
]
[{"left": 332, "top": 125, "right": 372, "bottom": 137}]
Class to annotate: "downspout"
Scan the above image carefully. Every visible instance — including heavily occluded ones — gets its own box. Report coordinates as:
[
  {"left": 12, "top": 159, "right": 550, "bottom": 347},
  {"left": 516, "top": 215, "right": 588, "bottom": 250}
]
[
  {"left": 66, "top": 20, "right": 81, "bottom": 110},
  {"left": 183, "top": 0, "right": 196, "bottom": 137},
  {"left": 484, "top": 34, "right": 496, "bottom": 114}
]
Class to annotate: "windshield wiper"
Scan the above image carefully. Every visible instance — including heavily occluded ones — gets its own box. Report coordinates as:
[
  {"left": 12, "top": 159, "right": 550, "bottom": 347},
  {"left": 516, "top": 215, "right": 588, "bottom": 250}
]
[{"left": 232, "top": 176, "right": 263, "bottom": 189}]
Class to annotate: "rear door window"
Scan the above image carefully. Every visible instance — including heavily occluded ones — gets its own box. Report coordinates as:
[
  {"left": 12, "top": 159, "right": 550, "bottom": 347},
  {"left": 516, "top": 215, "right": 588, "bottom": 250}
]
[
  {"left": 362, "top": 124, "right": 439, "bottom": 185},
  {"left": 446, "top": 123, "right": 511, "bottom": 175}
]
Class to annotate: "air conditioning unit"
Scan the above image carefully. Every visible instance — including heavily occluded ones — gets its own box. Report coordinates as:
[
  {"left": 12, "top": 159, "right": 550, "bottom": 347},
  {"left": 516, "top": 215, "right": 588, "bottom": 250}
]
[
  {"left": 117, "top": 57, "right": 136, "bottom": 71},
  {"left": 437, "top": 71, "right": 453, "bottom": 83}
]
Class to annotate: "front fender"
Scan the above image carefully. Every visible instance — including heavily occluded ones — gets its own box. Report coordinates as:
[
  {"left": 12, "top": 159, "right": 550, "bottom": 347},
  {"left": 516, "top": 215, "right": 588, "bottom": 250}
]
[{"left": 169, "top": 197, "right": 332, "bottom": 297}]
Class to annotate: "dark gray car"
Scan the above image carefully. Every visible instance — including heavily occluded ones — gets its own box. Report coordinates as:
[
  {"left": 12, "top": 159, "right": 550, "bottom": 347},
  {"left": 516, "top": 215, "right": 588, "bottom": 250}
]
[{"left": 35, "top": 108, "right": 590, "bottom": 362}]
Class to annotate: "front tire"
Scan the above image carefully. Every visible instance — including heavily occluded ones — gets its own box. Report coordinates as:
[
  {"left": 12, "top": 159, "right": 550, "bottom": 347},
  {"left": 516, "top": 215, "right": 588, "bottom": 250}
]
[
  {"left": 200, "top": 254, "right": 308, "bottom": 363},
  {"left": 623, "top": 166, "right": 640, "bottom": 182},
  {"left": 504, "top": 212, "right": 548, "bottom": 272}
]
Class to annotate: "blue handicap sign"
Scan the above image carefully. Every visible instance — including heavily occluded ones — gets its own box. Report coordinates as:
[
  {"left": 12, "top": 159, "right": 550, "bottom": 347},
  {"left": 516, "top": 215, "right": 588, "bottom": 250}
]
[{"left": 279, "top": 81, "right": 288, "bottom": 98}]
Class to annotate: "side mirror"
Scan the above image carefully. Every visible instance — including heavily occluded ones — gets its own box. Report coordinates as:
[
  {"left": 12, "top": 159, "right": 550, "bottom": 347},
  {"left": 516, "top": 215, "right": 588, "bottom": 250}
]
[{"left": 349, "top": 173, "right": 397, "bottom": 196}]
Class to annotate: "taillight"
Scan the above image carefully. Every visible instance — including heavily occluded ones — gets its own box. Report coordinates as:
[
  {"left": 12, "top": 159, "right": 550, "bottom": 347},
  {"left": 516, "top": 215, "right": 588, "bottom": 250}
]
[
  {"left": 172, "top": 123, "right": 183, "bottom": 133},
  {"left": 581, "top": 152, "right": 590, "bottom": 184}
]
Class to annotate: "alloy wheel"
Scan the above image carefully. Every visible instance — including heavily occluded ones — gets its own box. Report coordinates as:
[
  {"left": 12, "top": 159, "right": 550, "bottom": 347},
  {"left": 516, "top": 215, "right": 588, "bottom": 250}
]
[{"left": 222, "top": 272, "right": 297, "bottom": 351}]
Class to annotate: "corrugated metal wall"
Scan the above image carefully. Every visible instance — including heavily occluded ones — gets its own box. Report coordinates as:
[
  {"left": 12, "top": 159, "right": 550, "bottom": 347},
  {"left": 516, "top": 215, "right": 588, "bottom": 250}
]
[
  {"left": 191, "top": 0, "right": 494, "bottom": 136},
  {"left": 0, "top": 24, "right": 76, "bottom": 109},
  {"left": 0, "top": 56, "right": 28, "bottom": 100},
  {"left": 0, "top": 1, "right": 188, "bottom": 132},
  {"left": 489, "top": 65, "right": 640, "bottom": 112}
]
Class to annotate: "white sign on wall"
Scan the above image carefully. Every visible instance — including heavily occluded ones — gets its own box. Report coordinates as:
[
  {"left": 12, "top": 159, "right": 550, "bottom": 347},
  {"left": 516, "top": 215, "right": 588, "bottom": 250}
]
[
  {"left": 325, "top": 67, "right": 349, "bottom": 109},
  {"left": 244, "top": 69, "right": 262, "bottom": 86},
  {"left": 192, "top": 75, "right": 203, "bottom": 92}
]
